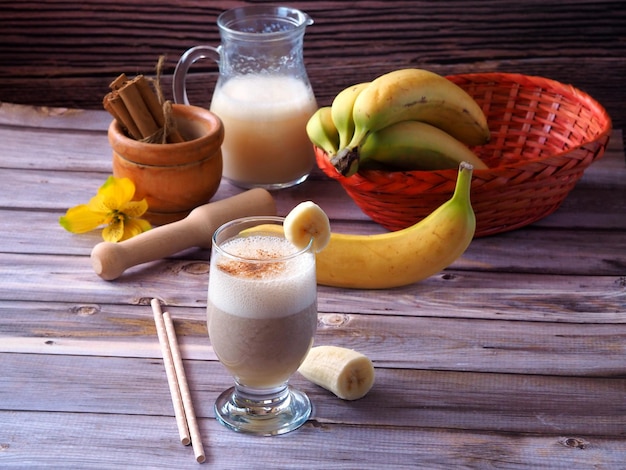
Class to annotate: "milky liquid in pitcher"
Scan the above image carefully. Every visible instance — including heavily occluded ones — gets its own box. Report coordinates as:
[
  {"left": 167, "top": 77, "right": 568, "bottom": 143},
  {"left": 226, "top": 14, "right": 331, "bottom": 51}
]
[{"left": 210, "top": 74, "right": 318, "bottom": 187}]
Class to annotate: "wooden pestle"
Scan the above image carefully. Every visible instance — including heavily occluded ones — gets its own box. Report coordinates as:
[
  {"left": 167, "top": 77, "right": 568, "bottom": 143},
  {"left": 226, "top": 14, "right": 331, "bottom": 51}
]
[{"left": 91, "top": 188, "right": 276, "bottom": 281}]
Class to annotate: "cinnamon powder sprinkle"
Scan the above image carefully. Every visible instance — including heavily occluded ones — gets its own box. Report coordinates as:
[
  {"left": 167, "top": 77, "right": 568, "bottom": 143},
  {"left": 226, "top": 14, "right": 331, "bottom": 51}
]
[{"left": 217, "top": 248, "right": 288, "bottom": 280}]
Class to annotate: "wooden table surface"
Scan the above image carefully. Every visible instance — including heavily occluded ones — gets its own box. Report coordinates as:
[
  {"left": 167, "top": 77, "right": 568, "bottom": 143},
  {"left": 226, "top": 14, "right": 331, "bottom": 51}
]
[{"left": 1, "top": 101, "right": 625, "bottom": 468}]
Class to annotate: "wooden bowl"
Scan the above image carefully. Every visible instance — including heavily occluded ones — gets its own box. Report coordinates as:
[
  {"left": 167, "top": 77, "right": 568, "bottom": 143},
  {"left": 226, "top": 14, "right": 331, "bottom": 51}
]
[{"left": 109, "top": 104, "right": 224, "bottom": 225}]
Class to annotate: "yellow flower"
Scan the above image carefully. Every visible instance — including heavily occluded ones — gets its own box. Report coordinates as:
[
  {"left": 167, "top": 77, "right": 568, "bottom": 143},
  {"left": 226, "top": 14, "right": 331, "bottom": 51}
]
[{"left": 60, "top": 176, "right": 151, "bottom": 242}]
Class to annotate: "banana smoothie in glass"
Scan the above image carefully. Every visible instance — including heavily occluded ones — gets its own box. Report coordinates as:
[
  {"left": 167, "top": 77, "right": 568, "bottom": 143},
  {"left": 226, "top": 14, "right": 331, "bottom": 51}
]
[{"left": 207, "top": 216, "right": 317, "bottom": 435}]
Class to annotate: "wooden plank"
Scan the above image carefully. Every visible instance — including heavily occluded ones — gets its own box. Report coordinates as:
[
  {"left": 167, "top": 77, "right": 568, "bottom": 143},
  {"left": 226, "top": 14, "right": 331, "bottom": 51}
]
[
  {"left": 2, "top": 0, "right": 624, "bottom": 69},
  {"left": 1, "top": 409, "right": 624, "bottom": 469},
  {"left": 3, "top": 165, "right": 625, "bottom": 233},
  {"left": 2, "top": 201, "right": 626, "bottom": 266},
  {"left": 2, "top": 297, "right": 625, "bottom": 375},
  {"left": 0, "top": 102, "right": 111, "bottom": 131},
  {"left": 0, "top": 168, "right": 363, "bottom": 219},
  {"left": 1, "top": 247, "right": 624, "bottom": 317},
  {"left": 1, "top": 354, "right": 625, "bottom": 437},
  {"left": 1, "top": 221, "right": 624, "bottom": 302}
]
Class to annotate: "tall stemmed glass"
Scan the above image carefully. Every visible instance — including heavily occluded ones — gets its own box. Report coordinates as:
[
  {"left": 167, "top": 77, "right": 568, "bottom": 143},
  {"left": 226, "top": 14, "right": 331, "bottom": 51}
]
[{"left": 207, "top": 216, "right": 317, "bottom": 435}]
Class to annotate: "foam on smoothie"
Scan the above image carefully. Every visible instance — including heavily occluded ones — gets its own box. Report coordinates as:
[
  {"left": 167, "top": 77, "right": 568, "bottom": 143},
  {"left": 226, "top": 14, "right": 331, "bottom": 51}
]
[{"left": 209, "top": 235, "right": 316, "bottom": 319}]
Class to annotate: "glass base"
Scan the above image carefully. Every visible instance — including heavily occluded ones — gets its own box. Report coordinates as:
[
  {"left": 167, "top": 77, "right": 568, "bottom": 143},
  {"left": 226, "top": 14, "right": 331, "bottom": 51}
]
[
  {"left": 224, "top": 172, "right": 310, "bottom": 191},
  {"left": 214, "top": 383, "right": 311, "bottom": 436}
]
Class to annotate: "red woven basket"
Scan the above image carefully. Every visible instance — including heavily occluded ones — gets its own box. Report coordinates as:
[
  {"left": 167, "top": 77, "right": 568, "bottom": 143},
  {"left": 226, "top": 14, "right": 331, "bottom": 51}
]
[{"left": 316, "top": 72, "right": 612, "bottom": 237}]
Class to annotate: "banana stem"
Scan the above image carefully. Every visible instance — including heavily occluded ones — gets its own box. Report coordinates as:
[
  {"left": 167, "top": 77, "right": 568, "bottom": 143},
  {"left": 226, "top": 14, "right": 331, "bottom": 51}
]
[
  {"left": 454, "top": 162, "right": 474, "bottom": 204},
  {"left": 329, "top": 147, "right": 360, "bottom": 176}
]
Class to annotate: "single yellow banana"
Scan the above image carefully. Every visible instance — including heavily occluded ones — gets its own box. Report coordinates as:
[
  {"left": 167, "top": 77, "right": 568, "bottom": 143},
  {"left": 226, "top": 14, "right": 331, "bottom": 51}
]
[
  {"left": 298, "top": 345, "right": 375, "bottom": 400},
  {"left": 331, "top": 69, "right": 490, "bottom": 176},
  {"left": 330, "top": 82, "right": 370, "bottom": 150},
  {"left": 358, "top": 120, "right": 489, "bottom": 171},
  {"left": 250, "top": 162, "right": 475, "bottom": 289},
  {"left": 306, "top": 107, "right": 340, "bottom": 157},
  {"left": 315, "top": 161, "right": 475, "bottom": 288}
]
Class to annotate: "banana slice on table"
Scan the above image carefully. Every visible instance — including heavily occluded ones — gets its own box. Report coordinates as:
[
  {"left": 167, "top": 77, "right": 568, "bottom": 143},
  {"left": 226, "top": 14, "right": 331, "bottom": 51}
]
[
  {"left": 299, "top": 345, "right": 375, "bottom": 400},
  {"left": 283, "top": 201, "right": 331, "bottom": 253}
]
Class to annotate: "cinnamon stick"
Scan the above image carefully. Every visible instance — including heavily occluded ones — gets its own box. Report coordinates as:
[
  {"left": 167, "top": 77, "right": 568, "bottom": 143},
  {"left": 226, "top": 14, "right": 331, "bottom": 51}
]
[
  {"left": 117, "top": 80, "right": 160, "bottom": 139},
  {"left": 135, "top": 76, "right": 184, "bottom": 143},
  {"left": 103, "top": 92, "right": 142, "bottom": 140},
  {"left": 105, "top": 73, "right": 184, "bottom": 144},
  {"left": 136, "top": 76, "right": 165, "bottom": 128},
  {"left": 109, "top": 73, "right": 128, "bottom": 91}
]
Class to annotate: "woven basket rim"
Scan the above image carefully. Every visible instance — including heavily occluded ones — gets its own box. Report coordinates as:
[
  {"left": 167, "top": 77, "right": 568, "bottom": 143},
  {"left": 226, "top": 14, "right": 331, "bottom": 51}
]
[{"left": 452, "top": 72, "right": 611, "bottom": 168}]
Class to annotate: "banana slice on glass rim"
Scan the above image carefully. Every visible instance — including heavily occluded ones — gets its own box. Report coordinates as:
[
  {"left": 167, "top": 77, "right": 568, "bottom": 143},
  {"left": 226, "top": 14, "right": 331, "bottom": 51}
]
[{"left": 283, "top": 201, "right": 331, "bottom": 253}]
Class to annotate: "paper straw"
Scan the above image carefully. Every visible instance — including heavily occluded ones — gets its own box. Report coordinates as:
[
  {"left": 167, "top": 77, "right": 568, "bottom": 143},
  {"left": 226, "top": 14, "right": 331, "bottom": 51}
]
[
  {"left": 150, "top": 299, "right": 191, "bottom": 446},
  {"left": 163, "top": 310, "right": 206, "bottom": 464}
]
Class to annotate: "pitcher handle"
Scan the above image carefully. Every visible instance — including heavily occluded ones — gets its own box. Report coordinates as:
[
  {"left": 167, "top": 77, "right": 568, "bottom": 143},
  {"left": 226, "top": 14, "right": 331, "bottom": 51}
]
[{"left": 172, "top": 45, "right": 221, "bottom": 105}]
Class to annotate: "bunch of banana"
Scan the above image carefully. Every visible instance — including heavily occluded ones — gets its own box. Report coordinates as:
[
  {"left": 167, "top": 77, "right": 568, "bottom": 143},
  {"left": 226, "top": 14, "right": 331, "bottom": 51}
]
[
  {"left": 252, "top": 161, "right": 475, "bottom": 289},
  {"left": 306, "top": 68, "right": 490, "bottom": 177}
]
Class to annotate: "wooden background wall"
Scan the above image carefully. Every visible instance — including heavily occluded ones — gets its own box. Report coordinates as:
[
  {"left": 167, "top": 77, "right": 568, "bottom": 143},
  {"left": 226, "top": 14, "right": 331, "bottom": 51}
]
[{"left": 1, "top": 0, "right": 625, "bottom": 140}]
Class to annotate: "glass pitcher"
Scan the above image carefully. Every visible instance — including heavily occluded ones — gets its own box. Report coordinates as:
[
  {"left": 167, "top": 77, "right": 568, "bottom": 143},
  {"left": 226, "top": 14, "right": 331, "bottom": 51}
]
[{"left": 172, "top": 6, "right": 317, "bottom": 190}]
